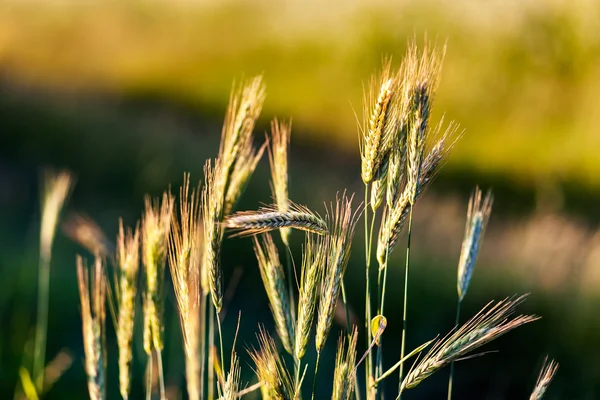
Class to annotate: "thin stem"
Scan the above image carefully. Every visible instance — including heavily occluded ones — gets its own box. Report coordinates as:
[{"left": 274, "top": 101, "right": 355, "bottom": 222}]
[
  {"left": 208, "top": 303, "right": 215, "bottom": 400},
  {"left": 33, "top": 253, "right": 51, "bottom": 391},
  {"left": 216, "top": 308, "right": 225, "bottom": 398},
  {"left": 375, "top": 246, "right": 390, "bottom": 400},
  {"left": 341, "top": 280, "right": 362, "bottom": 400},
  {"left": 397, "top": 204, "right": 415, "bottom": 398},
  {"left": 285, "top": 246, "right": 297, "bottom": 321},
  {"left": 156, "top": 349, "right": 166, "bottom": 400},
  {"left": 146, "top": 354, "right": 153, "bottom": 400},
  {"left": 340, "top": 281, "right": 352, "bottom": 338},
  {"left": 447, "top": 299, "right": 462, "bottom": 400},
  {"left": 237, "top": 381, "right": 263, "bottom": 397},
  {"left": 364, "top": 184, "right": 374, "bottom": 397},
  {"left": 199, "top": 294, "right": 208, "bottom": 399},
  {"left": 294, "top": 357, "right": 301, "bottom": 395},
  {"left": 311, "top": 352, "right": 321, "bottom": 400}
]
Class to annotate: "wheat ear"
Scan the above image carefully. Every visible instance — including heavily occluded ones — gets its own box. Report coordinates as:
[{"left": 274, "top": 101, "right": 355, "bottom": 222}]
[
  {"left": 115, "top": 220, "right": 140, "bottom": 400},
  {"left": 249, "top": 327, "right": 295, "bottom": 400},
  {"left": 225, "top": 202, "right": 328, "bottom": 237},
  {"left": 295, "top": 235, "right": 326, "bottom": 360},
  {"left": 332, "top": 327, "right": 359, "bottom": 400},
  {"left": 203, "top": 161, "right": 224, "bottom": 312},
  {"left": 76, "top": 255, "right": 106, "bottom": 400},
  {"left": 400, "top": 296, "right": 539, "bottom": 392},
  {"left": 529, "top": 357, "right": 559, "bottom": 400},
  {"left": 268, "top": 118, "right": 293, "bottom": 245},
  {"left": 457, "top": 187, "right": 493, "bottom": 301},
  {"left": 315, "top": 193, "right": 359, "bottom": 353},
  {"left": 360, "top": 60, "right": 399, "bottom": 184},
  {"left": 168, "top": 174, "right": 203, "bottom": 400},
  {"left": 253, "top": 233, "right": 296, "bottom": 355}
]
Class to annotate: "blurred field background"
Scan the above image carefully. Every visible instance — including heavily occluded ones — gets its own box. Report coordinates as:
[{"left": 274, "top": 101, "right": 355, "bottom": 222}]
[{"left": 1, "top": 0, "right": 600, "bottom": 398}]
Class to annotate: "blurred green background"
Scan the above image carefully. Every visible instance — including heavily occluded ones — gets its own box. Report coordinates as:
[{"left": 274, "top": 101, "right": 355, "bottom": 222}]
[{"left": 1, "top": 0, "right": 600, "bottom": 398}]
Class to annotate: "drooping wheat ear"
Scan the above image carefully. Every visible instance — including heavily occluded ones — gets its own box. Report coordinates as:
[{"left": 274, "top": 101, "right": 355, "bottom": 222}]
[
  {"left": 268, "top": 118, "right": 292, "bottom": 245},
  {"left": 331, "top": 327, "right": 358, "bottom": 400},
  {"left": 400, "top": 295, "right": 539, "bottom": 392},
  {"left": 203, "top": 160, "right": 224, "bottom": 312},
  {"left": 222, "top": 352, "right": 241, "bottom": 400},
  {"left": 249, "top": 327, "right": 295, "bottom": 400},
  {"left": 224, "top": 137, "right": 267, "bottom": 216},
  {"left": 529, "top": 357, "right": 559, "bottom": 400},
  {"left": 360, "top": 60, "right": 399, "bottom": 184},
  {"left": 115, "top": 219, "right": 140, "bottom": 400},
  {"left": 376, "top": 120, "right": 460, "bottom": 267},
  {"left": 142, "top": 191, "right": 174, "bottom": 355},
  {"left": 457, "top": 187, "right": 493, "bottom": 302},
  {"left": 76, "top": 255, "right": 106, "bottom": 400},
  {"left": 225, "top": 202, "right": 328, "bottom": 237},
  {"left": 315, "top": 193, "right": 359, "bottom": 353},
  {"left": 63, "top": 212, "right": 112, "bottom": 257},
  {"left": 168, "top": 174, "right": 203, "bottom": 400},
  {"left": 253, "top": 233, "right": 295, "bottom": 355},
  {"left": 35, "top": 170, "right": 74, "bottom": 391}
]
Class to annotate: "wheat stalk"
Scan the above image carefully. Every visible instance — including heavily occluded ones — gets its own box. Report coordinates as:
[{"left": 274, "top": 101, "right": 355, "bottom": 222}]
[
  {"left": 529, "top": 357, "right": 559, "bottom": 400},
  {"left": 253, "top": 233, "right": 296, "bottom": 355},
  {"left": 225, "top": 202, "right": 328, "bottom": 237},
  {"left": 115, "top": 220, "right": 140, "bottom": 400},
  {"left": 76, "top": 255, "right": 106, "bottom": 400},
  {"left": 315, "top": 193, "right": 359, "bottom": 353},
  {"left": 400, "top": 296, "right": 539, "bottom": 393}
]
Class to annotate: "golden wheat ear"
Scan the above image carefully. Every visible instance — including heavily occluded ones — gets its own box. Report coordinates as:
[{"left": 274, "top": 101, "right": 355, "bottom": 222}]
[{"left": 529, "top": 357, "right": 559, "bottom": 400}]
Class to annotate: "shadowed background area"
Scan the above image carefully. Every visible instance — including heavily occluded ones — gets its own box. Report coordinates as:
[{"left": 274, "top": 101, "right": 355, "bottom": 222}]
[{"left": 1, "top": 0, "right": 599, "bottom": 399}]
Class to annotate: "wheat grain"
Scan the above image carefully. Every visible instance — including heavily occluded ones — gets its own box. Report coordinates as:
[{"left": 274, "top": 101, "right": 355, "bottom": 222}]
[
  {"left": 225, "top": 202, "right": 328, "bottom": 237},
  {"left": 315, "top": 193, "right": 359, "bottom": 353},
  {"left": 400, "top": 296, "right": 539, "bottom": 392},
  {"left": 457, "top": 187, "right": 493, "bottom": 302},
  {"left": 529, "top": 357, "right": 559, "bottom": 400},
  {"left": 115, "top": 220, "right": 140, "bottom": 400},
  {"left": 253, "top": 233, "right": 296, "bottom": 355},
  {"left": 76, "top": 255, "right": 106, "bottom": 400}
]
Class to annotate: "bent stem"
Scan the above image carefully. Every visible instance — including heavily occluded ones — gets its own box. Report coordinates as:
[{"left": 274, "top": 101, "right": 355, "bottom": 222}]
[
  {"left": 398, "top": 204, "right": 415, "bottom": 398},
  {"left": 447, "top": 299, "right": 462, "bottom": 400}
]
